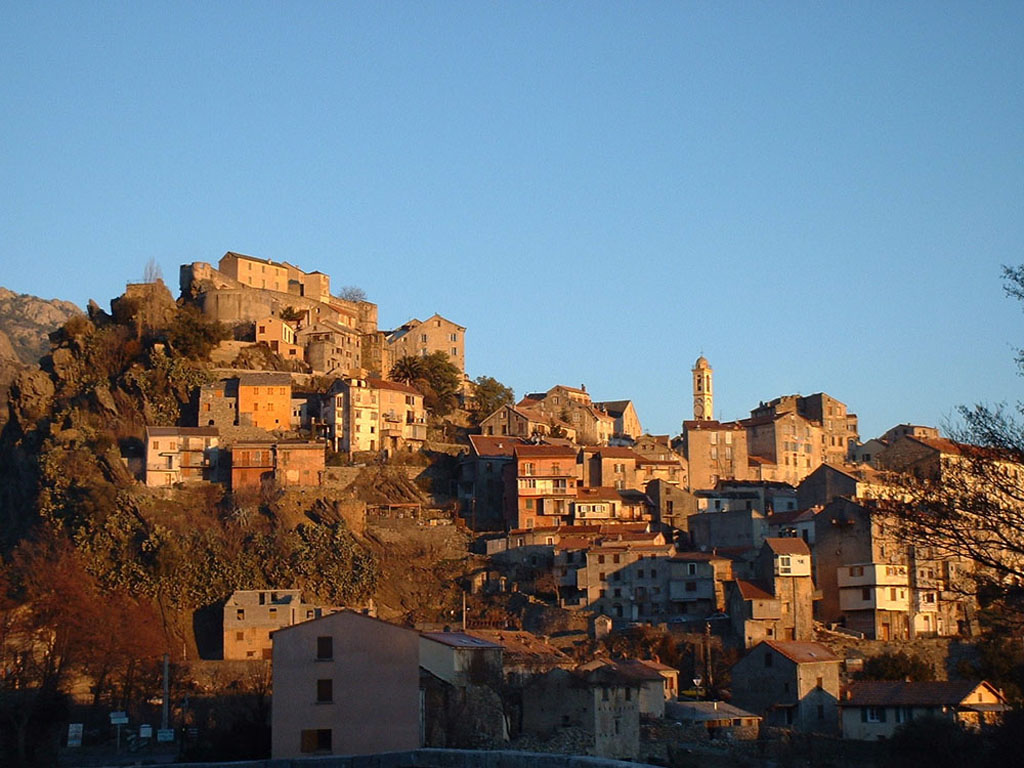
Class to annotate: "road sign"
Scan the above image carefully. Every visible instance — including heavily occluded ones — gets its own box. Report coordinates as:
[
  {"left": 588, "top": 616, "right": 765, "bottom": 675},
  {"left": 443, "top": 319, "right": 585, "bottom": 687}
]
[
  {"left": 67, "top": 723, "right": 83, "bottom": 747},
  {"left": 157, "top": 728, "right": 175, "bottom": 743},
  {"left": 139, "top": 724, "right": 153, "bottom": 738},
  {"left": 110, "top": 711, "right": 129, "bottom": 725}
]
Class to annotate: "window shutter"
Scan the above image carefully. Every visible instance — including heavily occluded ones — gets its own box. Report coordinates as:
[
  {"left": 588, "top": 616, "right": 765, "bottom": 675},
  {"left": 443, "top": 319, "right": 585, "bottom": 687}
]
[
  {"left": 879, "top": 707, "right": 887, "bottom": 723},
  {"left": 861, "top": 708, "right": 867, "bottom": 723}
]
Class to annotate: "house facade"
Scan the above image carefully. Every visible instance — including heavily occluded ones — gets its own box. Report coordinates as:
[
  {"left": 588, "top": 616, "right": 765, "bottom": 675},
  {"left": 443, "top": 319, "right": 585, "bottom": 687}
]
[{"left": 271, "top": 611, "right": 421, "bottom": 758}]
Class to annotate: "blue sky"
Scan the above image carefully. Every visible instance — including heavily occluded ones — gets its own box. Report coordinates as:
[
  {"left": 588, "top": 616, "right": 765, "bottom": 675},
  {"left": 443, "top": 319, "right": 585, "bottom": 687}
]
[{"left": 3, "top": 3, "right": 1022, "bottom": 440}]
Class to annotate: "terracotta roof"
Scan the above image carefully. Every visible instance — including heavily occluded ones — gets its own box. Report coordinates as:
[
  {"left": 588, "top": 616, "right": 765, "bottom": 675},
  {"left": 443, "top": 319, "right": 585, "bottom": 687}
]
[
  {"left": 768, "top": 507, "right": 820, "bottom": 525},
  {"left": 735, "top": 579, "right": 775, "bottom": 601},
  {"left": 468, "top": 435, "right": 525, "bottom": 457},
  {"left": 577, "top": 487, "right": 622, "bottom": 502},
  {"left": 578, "top": 658, "right": 664, "bottom": 682},
  {"left": 466, "top": 630, "right": 572, "bottom": 668},
  {"left": 761, "top": 640, "right": 839, "bottom": 664},
  {"left": 593, "top": 446, "right": 643, "bottom": 459},
  {"left": 513, "top": 444, "right": 579, "bottom": 458},
  {"left": 763, "top": 537, "right": 811, "bottom": 556},
  {"left": 748, "top": 455, "right": 775, "bottom": 466},
  {"left": 369, "top": 378, "right": 423, "bottom": 396},
  {"left": 842, "top": 680, "right": 1003, "bottom": 708}
]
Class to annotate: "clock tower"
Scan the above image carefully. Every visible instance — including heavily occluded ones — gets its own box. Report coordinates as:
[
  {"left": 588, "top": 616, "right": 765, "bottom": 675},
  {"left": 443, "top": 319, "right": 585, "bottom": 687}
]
[{"left": 692, "top": 356, "right": 713, "bottom": 421}]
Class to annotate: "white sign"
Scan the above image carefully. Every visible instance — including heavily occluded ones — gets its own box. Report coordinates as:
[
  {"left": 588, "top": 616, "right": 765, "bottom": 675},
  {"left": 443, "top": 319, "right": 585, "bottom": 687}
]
[
  {"left": 110, "top": 712, "right": 129, "bottom": 725},
  {"left": 67, "top": 723, "right": 83, "bottom": 747},
  {"left": 139, "top": 724, "right": 153, "bottom": 738},
  {"left": 157, "top": 728, "right": 175, "bottom": 743}
]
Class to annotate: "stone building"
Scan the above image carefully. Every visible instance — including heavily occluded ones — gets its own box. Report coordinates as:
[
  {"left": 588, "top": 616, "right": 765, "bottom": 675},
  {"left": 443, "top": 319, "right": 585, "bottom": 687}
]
[
  {"left": 680, "top": 420, "right": 751, "bottom": 491},
  {"left": 521, "top": 666, "right": 641, "bottom": 760},
  {"left": 668, "top": 551, "right": 734, "bottom": 618},
  {"left": 731, "top": 640, "right": 841, "bottom": 734},
  {"left": 223, "top": 589, "right": 333, "bottom": 660},
  {"left": 577, "top": 540, "right": 676, "bottom": 623},
  {"left": 727, "top": 538, "right": 815, "bottom": 647},
  {"left": 385, "top": 313, "right": 466, "bottom": 373},
  {"left": 593, "top": 400, "right": 643, "bottom": 442}
]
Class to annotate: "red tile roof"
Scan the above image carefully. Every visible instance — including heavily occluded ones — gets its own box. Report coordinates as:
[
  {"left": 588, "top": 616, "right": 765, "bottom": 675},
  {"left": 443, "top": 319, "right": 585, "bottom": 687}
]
[
  {"left": 735, "top": 579, "right": 775, "bottom": 601},
  {"left": 468, "top": 435, "right": 525, "bottom": 456},
  {"left": 763, "top": 537, "right": 811, "bottom": 556},
  {"left": 514, "top": 444, "right": 579, "bottom": 458},
  {"left": 761, "top": 640, "right": 839, "bottom": 664},
  {"left": 369, "top": 378, "right": 423, "bottom": 396},
  {"left": 843, "top": 680, "right": 1002, "bottom": 708}
]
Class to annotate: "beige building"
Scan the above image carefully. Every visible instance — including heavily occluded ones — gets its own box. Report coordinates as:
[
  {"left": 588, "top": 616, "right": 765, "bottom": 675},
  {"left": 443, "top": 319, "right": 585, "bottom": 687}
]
[
  {"left": 680, "top": 420, "right": 751, "bottom": 490},
  {"left": 374, "top": 378, "right": 427, "bottom": 453},
  {"left": 271, "top": 610, "right": 421, "bottom": 758},
  {"left": 593, "top": 400, "right": 643, "bottom": 442},
  {"left": 219, "top": 251, "right": 290, "bottom": 293},
  {"left": 255, "top": 316, "right": 303, "bottom": 362},
  {"left": 692, "top": 356, "right": 714, "bottom": 421},
  {"left": 223, "top": 589, "right": 333, "bottom": 660},
  {"left": 839, "top": 680, "right": 1007, "bottom": 740},
  {"left": 386, "top": 313, "right": 466, "bottom": 373},
  {"left": 297, "top": 320, "right": 362, "bottom": 376},
  {"left": 144, "top": 426, "right": 220, "bottom": 486},
  {"left": 520, "top": 386, "right": 615, "bottom": 445},
  {"left": 479, "top": 403, "right": 576, "bottom": 441}
]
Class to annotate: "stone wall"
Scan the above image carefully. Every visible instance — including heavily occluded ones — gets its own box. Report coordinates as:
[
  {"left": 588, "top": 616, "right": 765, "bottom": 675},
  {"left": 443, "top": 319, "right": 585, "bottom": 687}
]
[{"left": 165, "top": 747, "right": 648, "bottom": 768}]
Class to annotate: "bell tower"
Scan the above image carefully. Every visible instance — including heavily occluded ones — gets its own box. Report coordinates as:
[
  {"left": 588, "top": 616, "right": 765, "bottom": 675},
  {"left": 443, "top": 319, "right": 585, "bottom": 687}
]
[{"left": 692, "top": 356, "right": 713, "bottom": 421}]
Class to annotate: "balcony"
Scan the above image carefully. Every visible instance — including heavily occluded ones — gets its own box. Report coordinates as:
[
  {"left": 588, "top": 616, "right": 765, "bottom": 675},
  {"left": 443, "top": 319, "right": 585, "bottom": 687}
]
[
  {"left": 837, "top": 563, "right": 909, "bottom": 589},
  {"left": 383, "top": 411, "right": 402, "bottom": 423}
]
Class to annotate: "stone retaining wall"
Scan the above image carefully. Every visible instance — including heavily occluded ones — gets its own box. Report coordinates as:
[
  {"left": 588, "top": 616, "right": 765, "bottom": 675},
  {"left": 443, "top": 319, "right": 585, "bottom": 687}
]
[{"left": 159, "top": 747, "right": 651, "bottom": 768}]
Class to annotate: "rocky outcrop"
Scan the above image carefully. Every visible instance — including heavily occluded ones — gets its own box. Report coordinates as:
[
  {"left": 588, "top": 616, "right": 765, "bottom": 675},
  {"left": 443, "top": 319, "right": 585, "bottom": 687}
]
[{"left": 0, "top": 286, "right": 82, "bottom": 365}]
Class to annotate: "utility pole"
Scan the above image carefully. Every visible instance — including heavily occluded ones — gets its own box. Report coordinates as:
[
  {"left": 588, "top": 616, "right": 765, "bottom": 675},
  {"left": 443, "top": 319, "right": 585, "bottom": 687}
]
[
  {"left": 705, "top": 621, "right": 713, "bottom": 695},
  {"left": 161, "top": 654, "right": 170, "bottom": 731}
]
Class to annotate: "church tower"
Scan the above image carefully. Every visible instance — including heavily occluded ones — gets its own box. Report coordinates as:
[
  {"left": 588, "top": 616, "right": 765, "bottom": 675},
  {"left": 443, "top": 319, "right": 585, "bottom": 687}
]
[{"left": 692, "top": 356, "right": 713, "bottom": 421}]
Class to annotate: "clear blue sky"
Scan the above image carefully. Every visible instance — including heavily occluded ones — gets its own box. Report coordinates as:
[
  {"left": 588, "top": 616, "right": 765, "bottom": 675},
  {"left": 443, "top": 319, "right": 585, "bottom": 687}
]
[{"left": 3, "top": 3, "right": 1022, "bottom": 440}]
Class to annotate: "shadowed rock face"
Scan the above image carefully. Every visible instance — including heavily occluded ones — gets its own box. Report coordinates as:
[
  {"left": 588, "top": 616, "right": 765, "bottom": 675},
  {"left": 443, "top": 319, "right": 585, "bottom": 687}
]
[{"left": 0, "top": 287, "right": 82, "bottom": 365}]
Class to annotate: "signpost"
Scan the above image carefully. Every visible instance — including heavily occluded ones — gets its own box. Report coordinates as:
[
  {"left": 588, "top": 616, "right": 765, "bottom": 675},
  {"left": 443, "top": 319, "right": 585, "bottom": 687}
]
[
  {"left": 67, "top": 723, "right": 83, "bottom": 748},
  {"left": 110, "top": 711, "right": 129, "bottom": 753}
]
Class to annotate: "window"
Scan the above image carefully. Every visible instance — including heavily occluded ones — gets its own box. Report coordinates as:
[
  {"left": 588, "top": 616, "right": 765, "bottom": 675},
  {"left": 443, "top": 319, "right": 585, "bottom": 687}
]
[
  {"left": 237, "top": 609, "right": 245, "bottom": 620},
  {"left": 817, "top": 704, "right": 825, "bottom": 720},
  {"left": 865, "top": 707, "right": 886, "bottom": 723},
  {"left": 317, "top": 678, "right": 333, "bottom": 703},
  {"left": 862, "top": 587, "right": 871, "bottom": 601},
  {"left": 235, "top": 631, "right": 244, "bottom": 641},
  {"left": 613, "top": 554, "right": 620, "bottom": 564},
  {"left": 685, "top": 581, "right": 697, "bottom": 592},
  {"left": 816, "top": 676, "right": 823, "bottom": 689},
  {"left": 300, "top": 728, "right": 332, "bottom": 754},
  {"left": 687, "top": 563, "right": 697, "bottom": 576},
  {"left": 316, "top": 636, "right": 333, "bottom": 660},
  {"left": 764, "top": 652, "right": 773, "bottom": 668}
]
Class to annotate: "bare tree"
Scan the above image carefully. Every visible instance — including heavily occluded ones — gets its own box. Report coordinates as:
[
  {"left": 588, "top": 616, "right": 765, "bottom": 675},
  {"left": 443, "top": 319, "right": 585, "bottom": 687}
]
[
  {"left": 336, "top": 285, "right": 367, "bottom": 303},
  {"left": 879, "top": 266, "right": 1024, "bottom": 622},
  {"left": 143, "top": 257, "right": 163, "bottom": 284}
]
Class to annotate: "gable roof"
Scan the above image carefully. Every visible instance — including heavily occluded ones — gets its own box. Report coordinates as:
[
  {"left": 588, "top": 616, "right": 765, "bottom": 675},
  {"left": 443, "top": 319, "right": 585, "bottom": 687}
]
[
  {"left": 238, "top": 372, "right": 292, "bottom": 387},
  {"left": 763, "top": 537, "right": 811, "bottom": 556},
  {"left": 421, "top": 631, "right": 502, "bottom": 649},
  {"left": 369, "top": 378, "right": 422, "bottom": 396},
  {"left": 760, "top": 640, "right": 839, "bottom": 664},
  {"left": 842, "top": 680, "right": 1005, "bottom": 708},
  {"left": 734, "top": 579, "right": 775, "bottom": 601},
  {"left": 513, "top": 444, "right": 579, "bottom": 459},
  {"left": 468, "top": 435, "right": 525, "bottom": 457}
]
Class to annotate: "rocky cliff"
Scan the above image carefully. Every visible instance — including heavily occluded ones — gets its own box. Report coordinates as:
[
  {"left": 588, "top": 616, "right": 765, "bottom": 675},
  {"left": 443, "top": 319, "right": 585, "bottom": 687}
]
[{"left": 0, "top": 287, "right": 82, "bottom": 365}]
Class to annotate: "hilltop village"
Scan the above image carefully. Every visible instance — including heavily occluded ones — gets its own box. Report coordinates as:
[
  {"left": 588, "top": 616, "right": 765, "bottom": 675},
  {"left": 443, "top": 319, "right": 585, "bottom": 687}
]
[{"left": 1, "top": 251, "right": 1020, "bottom": 766}]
